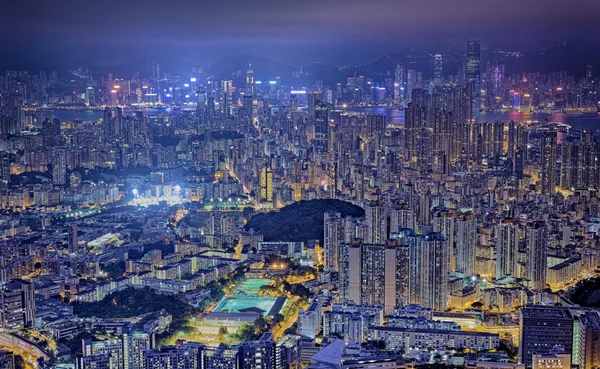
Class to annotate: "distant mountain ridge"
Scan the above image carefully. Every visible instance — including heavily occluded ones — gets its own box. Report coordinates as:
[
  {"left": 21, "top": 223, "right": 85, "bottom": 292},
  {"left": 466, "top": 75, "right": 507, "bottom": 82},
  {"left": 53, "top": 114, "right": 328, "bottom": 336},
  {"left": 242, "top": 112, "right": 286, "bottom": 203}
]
[{"left": 2, "top": 41, "right": 599, "bottom": 83}]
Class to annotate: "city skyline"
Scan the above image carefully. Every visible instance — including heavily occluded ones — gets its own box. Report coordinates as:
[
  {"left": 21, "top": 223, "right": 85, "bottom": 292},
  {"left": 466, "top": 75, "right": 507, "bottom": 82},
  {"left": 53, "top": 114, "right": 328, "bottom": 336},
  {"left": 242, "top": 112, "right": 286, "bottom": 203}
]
[{"left": 1, "top": 2, "right": 600, "bottom": 369}]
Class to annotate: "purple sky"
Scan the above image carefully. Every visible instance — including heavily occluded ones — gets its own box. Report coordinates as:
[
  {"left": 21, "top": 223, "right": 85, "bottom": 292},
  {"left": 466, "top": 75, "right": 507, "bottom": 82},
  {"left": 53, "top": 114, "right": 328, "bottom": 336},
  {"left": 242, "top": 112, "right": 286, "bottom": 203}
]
[{"left": 1, "top": 0, "right": 599, "bottom": 65}]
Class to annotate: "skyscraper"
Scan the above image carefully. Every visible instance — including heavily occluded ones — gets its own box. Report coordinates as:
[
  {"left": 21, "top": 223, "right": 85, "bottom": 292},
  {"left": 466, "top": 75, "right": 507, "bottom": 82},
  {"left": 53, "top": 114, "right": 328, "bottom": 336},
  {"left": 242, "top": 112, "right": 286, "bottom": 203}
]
[
  {"left": 408, "top": 232, "right": 449, "bottom": 310},
  {"left": 69, "top": 223, "right": 79, "bottom": 253},
  {"left": 394, "top": 64, "right": 405, "bottom": 105},
  {"left": 221, "top": 80, "right": 233, "bottom": 115},
  {"left": 465, "top": 40, "right": 481, "bottom": 120},
  {"left": 259, "top": 165, "right": 273, "bottom": 207},
  {"left": 314, "top": 100, "right": 329, "bottom": 151},
  {"left": 53, "top": 149, "right": 67, "bottom": 186},
  {"left": 433, "top": 54, "right": 443, "bottom": 85},
  {"left": 541, "top": 130, "right": 557, "bottom": 194},
  {"left": 365, "top": 200, "right": 388, "bottom": 244},
  {"left": 526, "top": 221, "right": 548, "bottom": 290},
  {"left": 432, "top": 208, "right": 456, "bottom": 270},
  {"left": 0, "top": 152, "right": 10, "bottom": 187},
  {"left": 323, "top": 212, "right": 343, "bottom": 272},
  {"left": 455, "top": 211, "right": 476, "bottom": 277},
  {"left": 495, "top": 218, "right": 519, "bottom": 280},
  {"left": 245, "top": 62, "right": 255, "bottom": 95}
]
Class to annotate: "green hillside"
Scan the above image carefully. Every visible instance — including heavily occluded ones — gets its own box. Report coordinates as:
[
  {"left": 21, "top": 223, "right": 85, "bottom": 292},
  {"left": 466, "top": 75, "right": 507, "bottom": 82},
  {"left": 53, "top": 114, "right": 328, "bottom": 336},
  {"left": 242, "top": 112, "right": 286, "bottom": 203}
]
[{"left": 244, "top": 199, "right": 364, "bottom": 243}]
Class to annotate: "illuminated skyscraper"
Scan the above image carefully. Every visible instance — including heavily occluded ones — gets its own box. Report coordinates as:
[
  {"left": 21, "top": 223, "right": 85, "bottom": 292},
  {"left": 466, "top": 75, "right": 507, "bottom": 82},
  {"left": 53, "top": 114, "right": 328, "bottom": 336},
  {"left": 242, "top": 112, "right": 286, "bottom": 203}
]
[
  {"left": 408, "top": 232, "right": 449, "bottom": 310},
  {"left": 0, "top": 152, "right": 9, "bottom": 187},
  {"left": 394, "top": 64, "right": 405, "bottom": 104},
  {"left": 433, "top": 54, "right": 443, "bottom": 85},
  {"left": 495, "top": 218, "right": 519, "bottom": 280},
  {"left": 365, "top": 200, "right": 388, "bottom": 244},
  {"left": 221, "top": 80, "right": 232, "bottom": 115},
  {"left": 541, "top": 130, "right": 557, "bottom": 194},
  {"left": 52, "top": 149, "right": 67, "bottom": 186},
  {"left": 314, "top": 100, "right": 329, "bottom": 151},
  {"left": 455, "top": 211, "right": 476, "bottom": 277},
  {"left": 433, "top": 208, "right": 456, "bottom": 270},
  {"left": 245, "top": 62, "right": 255, "bottom": 95},
  {"left": 69, "top": 223, "right": 79, "bottom": 253},
  {"left": 526, "top": 221, "right": 548, "bottom": 290},
  {"left": 324, "top": 212, "right": 343, "bottom": 271},
  {"left": 259, "top": 165, "right": 273, "bottom": 206},
  {"left": 465, "top": 40, "right": 481, "bottom": 120}
]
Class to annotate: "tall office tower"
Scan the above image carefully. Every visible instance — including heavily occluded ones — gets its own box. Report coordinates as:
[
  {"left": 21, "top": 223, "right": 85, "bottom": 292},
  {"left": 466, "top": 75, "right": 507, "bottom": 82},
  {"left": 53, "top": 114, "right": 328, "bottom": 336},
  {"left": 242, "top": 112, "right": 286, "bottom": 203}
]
[
  {"left": 102, "top": 108, "right": 113, "bottom": 139},
  {"left": 152, "top": 60, "right": 160, "bottom": 81},
  {"left": 406, "top": 69, "right": 417, "bottom": 103},
  {"left": 432, "top": 110, "right": 453, "bottom": 174},
  {"left": 493, "top": 120, "right": 505, "bottom": 158},
  {"left": 314, "top": 100, "right": 329, "bottom": 151},
  {"left": 123, "top": 331, "right": 152, "bottom": 369},
  {"left": 196, "top": 86, "right": 207, "bottom": 123},
  {"left": 245, "top": 62, "right": 255, "bottom": 95},
  {"left": 455, "top": 211, "right": 476, "bottom": 277},
  {"left": 519, "top": 306, "right": 574, "bottom": 366},
  {"left": 541, "top": 130, "right": 557, "bottom": 194},
  {"left": 405, "top": 103, "right": 427, "bottom": 163},
  {"left": 384, "top": 240, "right": 410, "bottom": 314},
  {"left": 307, "top": 92, "right": 316, "bottom": 118},
  {"left": 561, "top": 140, "right": 574, "bottom": 189},
  {"left": 514, "top": 149, "right": 525, "bottom": 178},
  {"left": 481, "top": 121, "right": 494, "bottom": 159},
  {"left": 143, "top": 343, "right": 202, "bottom": 369},
  {"left": 52, "top": 149, "right": 67, "bottom": 186},
  {"left": 432, "top": 208, "right": 456, "bottom": 270},
  {"left": 221, "top": 80, "right": 232, "bottom": 115},
  {"left": 415, "top": 127, "right": 432, "bottom": 174},
  {"left": 259, "top": 165, "right": 273, "bottom": 206},
  {"left": 408, "top": 232, "right": 449, "bottom": 310},
  {"left": 507, "top": 120, "right": 516, "bottom": 157},
  {"left": 239, "top": 333, "right": 276, "bottom": 369},
  {"left": 0, "top": 280, "right": 36, "bottom": 329},
  {"left": 324, "top": 212, "right": 343, "bottom": 271},
  {"left": 526, "top": 221, "right": 548, "bottom": 290},
  {"left": 574, "top": 130, "right": 596, "bottom": 189},
  {"left": 243, "top": 95, "right": 253, "bottom": 119},
  {"left": 394, "top": 64, "right": 405, "bottom": 104},
  {"left": 365, "top": 200, "right": 388, "bottom": 244},
  {"left": 338, "top": 240, "right": 363, "bottom": 303},
  {"left": 433, "top": 54, "right": 443, "bottom": 85},
  {"left": 579, "top": 311, "right": 600, "bottom": 369},
  {"left": 42, "top": 117, "right": 61, "bottom": 146},
  {"left": 495, "top": 218, "right": 519, "bottom": 280},
  {"left": 465, "top": 40, "right": 481, "bottom": 121},
  {"left": 0, "top": 152, "right": 9, "bottom": 186},
  {"left": 389, "top": 202, "right": 415, "bottom": 233},
  {"left": 360, "top": 244, "right": 386, "bottom": 306},
  {"left": 69, "top": 223, "right": 79, "bottom": 253}
]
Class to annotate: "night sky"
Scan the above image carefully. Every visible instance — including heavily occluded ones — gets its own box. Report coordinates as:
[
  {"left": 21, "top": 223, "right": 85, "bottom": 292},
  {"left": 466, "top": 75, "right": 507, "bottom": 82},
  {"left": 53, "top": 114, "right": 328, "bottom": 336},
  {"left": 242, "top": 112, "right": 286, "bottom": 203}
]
[{"left": 1, "top": 0, "right": 599, "bottom": 66}]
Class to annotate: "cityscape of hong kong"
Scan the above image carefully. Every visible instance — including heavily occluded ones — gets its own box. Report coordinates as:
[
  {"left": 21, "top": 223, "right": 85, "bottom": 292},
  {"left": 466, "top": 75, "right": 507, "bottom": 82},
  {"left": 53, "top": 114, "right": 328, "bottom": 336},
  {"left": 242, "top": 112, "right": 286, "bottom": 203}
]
[{"left": 0, "top": 1, "right": 600, "bottom": 369}]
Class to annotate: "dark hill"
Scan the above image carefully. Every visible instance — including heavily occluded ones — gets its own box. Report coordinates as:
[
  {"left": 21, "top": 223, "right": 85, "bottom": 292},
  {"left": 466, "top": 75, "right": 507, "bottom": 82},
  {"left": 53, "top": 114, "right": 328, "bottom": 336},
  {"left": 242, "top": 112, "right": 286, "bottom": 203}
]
[{"left": 244, "top": 199, "right": 364, "bottom": 243}]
